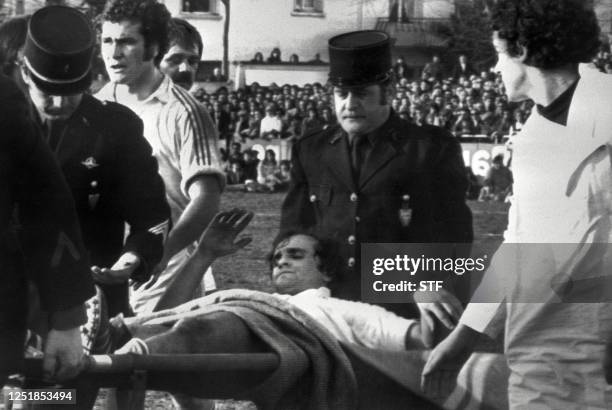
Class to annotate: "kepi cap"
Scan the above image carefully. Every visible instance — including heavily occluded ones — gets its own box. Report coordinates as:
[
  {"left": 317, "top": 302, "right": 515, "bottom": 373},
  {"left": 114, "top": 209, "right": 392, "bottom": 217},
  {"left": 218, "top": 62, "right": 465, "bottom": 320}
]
[
  {"left": 328, "top": 30, "right": 392, "bottom": 87},
  {"left": 23, "top": 6, "right": 94, "bottom": 95}
]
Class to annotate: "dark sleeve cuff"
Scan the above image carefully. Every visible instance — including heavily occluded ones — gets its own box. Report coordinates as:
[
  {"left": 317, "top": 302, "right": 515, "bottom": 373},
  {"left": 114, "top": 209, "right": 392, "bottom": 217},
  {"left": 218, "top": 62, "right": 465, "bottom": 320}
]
[
  {"left": 129, "top": 256, "right": 149, "bottom": 283},
  {"left": 49, "top": 303, "right": 88, "bottom": 330},
  {"left": 124, "top": 233, "right": 163, "bottom": 282}
]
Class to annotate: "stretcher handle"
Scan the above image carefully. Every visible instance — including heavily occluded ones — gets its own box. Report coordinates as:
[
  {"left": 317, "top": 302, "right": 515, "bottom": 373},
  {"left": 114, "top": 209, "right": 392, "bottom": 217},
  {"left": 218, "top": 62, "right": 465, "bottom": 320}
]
[{"left": 24, "top": 353, "right": 279, "bottom": 378}]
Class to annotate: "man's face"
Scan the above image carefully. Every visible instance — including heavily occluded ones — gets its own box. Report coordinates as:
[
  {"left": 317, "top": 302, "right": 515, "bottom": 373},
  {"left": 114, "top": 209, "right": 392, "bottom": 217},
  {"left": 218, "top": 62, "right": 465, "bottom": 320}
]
[
  {"left": 333, "top": 84, "right": 389, "bottom": 136},
  {"left": 456, "top": 87, "right": 466, "bottom": 101},
  {"left": 160, "top": 43, "right": 200, "bottom": 90},
  {"left": 101, "top": 20, "right": 152, "bottom": 86},
  {"left": 271, "top": 235, "right": 329, "bottom": 295},
  {"left": 23, "top": 72, "right": 82, "bottom": 121},
  {"left": 492, "top": 32, "right": 528, "bottom": 102}
]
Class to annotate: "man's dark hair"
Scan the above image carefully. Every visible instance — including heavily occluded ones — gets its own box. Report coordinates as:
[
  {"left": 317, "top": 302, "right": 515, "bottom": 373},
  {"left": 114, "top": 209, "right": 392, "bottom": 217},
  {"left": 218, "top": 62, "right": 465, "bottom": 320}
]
[
  {"left": 269, "top": 231, "right": 344, "bottom": 286},
  {"left": 102, "top": 0, "right": 171, "bottom": 66},
  {"left": 169, "top": 17, "right": 203, "bottom": 59},
  {"left": 491, "top": 0, "right": 600, "bottom": 69},
  {"left": 0, "top": 15, "right": 29, "bottom": 76}
]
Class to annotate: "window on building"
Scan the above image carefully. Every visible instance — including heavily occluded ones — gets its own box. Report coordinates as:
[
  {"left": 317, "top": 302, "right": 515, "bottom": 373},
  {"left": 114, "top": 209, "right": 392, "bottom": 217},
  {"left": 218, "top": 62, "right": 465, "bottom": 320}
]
[
  {"left": 293, "top": 0, "right": 323, "bottom": 15},
  {"left": 183, "top": 0, "right": 215, "bottom": 14}
]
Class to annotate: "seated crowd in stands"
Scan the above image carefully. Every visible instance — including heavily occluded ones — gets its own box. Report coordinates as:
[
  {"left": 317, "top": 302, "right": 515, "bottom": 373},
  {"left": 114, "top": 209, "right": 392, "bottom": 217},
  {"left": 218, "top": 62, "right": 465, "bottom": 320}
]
[
  {"left": 591, "top": 45, "right": 612, "bottom": 74},
  {"left": 478, "top": 154, "right": 513, "bottom": 202},
  {"left": 191, "top": 58, "right": 543, "bottom": 152},
  {"left": 221, "top": 143, "right": 292, "bottom": 192},
  {"left": 249, "top": 47, "right": 326, "bottom": 65}
]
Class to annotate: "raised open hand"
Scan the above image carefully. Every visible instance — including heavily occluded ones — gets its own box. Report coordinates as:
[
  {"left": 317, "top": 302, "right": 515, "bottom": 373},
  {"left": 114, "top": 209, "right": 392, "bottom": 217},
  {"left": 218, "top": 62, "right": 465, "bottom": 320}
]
[{"left": 196, "top": 208, "right": 254, "bottom": 258}]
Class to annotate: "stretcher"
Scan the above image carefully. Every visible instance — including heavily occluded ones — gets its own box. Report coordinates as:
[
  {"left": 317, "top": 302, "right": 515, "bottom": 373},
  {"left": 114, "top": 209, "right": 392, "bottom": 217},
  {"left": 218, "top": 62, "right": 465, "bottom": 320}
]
[
  {"left": 21, "top": 351, "right": 443, "bottom": 409},
  {"left": 21, "top": 348, "right": 508, "bottom": 410}
]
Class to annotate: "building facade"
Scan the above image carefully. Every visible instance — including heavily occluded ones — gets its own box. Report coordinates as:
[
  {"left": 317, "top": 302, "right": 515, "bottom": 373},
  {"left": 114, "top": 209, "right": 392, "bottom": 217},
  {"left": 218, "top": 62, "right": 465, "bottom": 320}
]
[{"left": 162, "top": 0, "right": 454, "bottom": 64}]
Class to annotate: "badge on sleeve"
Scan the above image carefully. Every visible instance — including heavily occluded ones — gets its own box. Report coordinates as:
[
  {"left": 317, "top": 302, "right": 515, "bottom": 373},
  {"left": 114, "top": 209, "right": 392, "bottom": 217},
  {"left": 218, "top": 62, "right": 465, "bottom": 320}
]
[{"left": 81, "top": 157, "right": 99, "bottom": 169}]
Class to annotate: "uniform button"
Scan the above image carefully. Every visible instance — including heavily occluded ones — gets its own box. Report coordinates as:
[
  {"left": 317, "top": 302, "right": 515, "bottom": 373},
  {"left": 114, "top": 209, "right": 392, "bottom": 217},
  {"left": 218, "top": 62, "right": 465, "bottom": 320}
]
[
  {"left": 347, "top": 257, "right": 356, "bottom": 268},
  {"left": 91, "top": 181, "right": 98, "bottom": 188},
  {"left": 348, "top": 235, "right": 356, "bottom": 245},
  {"left": 350, "top": 193, "right": 358, "bottom": 202},
  {"left": 355, "top": 216, "right": 361, "bottom": 223},
  {"left": 309, "top": 194, "right": 317, "bottom": 202}
]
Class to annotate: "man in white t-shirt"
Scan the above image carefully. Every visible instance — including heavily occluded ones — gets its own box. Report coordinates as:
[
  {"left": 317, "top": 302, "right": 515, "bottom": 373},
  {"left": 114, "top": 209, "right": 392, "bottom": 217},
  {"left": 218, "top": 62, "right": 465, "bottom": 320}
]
[
  {"left": 422, "top": 1, "right": 612, "bottom": 408},
  {"left": 96, "top": 0, "right": 224, "bottom": 315}
]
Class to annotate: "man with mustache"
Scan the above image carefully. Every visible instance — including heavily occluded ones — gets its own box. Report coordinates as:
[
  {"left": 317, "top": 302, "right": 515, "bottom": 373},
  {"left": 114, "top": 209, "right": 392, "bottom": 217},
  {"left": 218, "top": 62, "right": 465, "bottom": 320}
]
[
  {"left": 280, "top": 30, "right": 473, "bottom": 322},
  {"left": 160, "top": 18, "right": 202, "bottom": 92}
]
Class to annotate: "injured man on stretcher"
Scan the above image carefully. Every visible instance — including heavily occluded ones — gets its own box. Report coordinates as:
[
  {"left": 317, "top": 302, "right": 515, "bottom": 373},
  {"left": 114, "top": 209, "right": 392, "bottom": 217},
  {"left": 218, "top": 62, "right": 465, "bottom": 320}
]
[
  {"left": 25, "top": 209, "right": 509, "bottom": 409},
  {"left": 72, "top": 209, "right": 433, "bottom": 357}
]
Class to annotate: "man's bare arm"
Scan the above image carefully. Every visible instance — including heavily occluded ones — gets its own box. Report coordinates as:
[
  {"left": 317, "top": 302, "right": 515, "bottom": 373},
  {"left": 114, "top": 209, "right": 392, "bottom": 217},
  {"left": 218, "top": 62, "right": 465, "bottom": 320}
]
[
  {"left": 154, "top": 209, "right": 253, "bottom": 311},
  {"left": 156, "top": 175, "right": 221, "bottom": 273}
]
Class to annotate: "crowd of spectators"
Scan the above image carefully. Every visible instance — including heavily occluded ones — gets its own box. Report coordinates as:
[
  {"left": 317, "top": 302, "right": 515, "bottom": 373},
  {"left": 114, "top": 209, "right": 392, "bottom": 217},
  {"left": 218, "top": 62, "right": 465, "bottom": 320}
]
[
  {"left": 222, "top": 142, "right": 292, "bottom": 192},
  {"left": 592, "top": 47, "right": 612, "bottom": 73},
  {"left": 249, "top": 47, "right": 325, "bottom": 65},
  {"left": 194, "top": 46, "right": 612, "bottom": 196},
  {"left": 192, "top": 57, "right": 537, "bottom": 152}
]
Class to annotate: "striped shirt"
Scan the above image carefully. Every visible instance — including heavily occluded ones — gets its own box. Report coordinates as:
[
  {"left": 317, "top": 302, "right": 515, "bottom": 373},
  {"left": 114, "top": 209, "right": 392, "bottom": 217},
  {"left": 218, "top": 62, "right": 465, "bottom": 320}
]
[{"left": 96, "top": 75, "right": 225, "bottom": 224}]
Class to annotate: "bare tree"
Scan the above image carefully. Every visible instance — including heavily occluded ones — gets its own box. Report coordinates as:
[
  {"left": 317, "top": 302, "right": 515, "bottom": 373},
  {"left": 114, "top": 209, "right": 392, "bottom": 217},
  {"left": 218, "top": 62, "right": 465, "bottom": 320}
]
[
  {"left": 445, "top": 0, "right": 496, "bottom": 71},
  {"left": 221, "top": 0, "right": 229, "bottom": 77}
]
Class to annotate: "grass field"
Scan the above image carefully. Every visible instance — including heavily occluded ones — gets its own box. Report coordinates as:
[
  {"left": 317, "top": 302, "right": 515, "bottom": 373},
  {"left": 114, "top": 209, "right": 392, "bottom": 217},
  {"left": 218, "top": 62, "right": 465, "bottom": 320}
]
[{"left": 46, "top": 191, "right": 507, "bottom": 410}]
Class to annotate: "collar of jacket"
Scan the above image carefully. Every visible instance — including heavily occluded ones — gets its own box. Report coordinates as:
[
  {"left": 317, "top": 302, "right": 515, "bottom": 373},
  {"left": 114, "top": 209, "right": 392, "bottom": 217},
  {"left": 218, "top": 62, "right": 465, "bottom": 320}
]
[{"left": 29, "top": 93, "right": 94, "bottom": 128}]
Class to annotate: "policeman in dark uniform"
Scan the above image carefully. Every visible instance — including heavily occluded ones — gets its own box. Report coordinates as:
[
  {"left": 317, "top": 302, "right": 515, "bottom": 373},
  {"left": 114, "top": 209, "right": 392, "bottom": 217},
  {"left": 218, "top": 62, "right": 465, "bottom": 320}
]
[
  {"left": 18, "top": 6, "right": 170, "bottom": 317},
  {"left": 280, "top": 31, "right": 473, "bottom": 319},
  {"left": 1, "top": 73, "right": 95, "bottom": 384}
]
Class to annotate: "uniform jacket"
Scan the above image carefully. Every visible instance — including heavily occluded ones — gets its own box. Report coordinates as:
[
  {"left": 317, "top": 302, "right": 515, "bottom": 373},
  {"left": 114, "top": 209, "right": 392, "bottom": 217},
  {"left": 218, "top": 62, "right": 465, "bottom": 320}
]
[
  {"left": 281, "top": 114, "right": 473, "bottom": 315},
  {"left": 40, "top": 94, "right": 170, "bottom": 316},
  {"left": 1, "top": 75, "right": 94, "bottom": 377}
]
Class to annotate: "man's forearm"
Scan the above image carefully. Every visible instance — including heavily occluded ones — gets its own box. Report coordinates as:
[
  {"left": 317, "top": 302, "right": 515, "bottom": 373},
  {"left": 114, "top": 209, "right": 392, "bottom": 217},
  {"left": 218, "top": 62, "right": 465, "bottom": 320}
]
[
  {"left": 154, "top": 251, "right": 216, "bottom": 311},
  {"left": 164, "top": 178, "right": 220, "bottom": 260}
]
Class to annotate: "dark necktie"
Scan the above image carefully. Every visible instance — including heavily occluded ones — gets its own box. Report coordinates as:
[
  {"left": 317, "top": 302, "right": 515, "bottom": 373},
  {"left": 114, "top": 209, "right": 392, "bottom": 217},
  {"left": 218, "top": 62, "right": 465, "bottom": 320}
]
[
  {"left": 351, "top": 134, "right": 366, "bottom": 180},
  {"left": 45, "top": 120, "right": 64, "bottom": 151}
]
